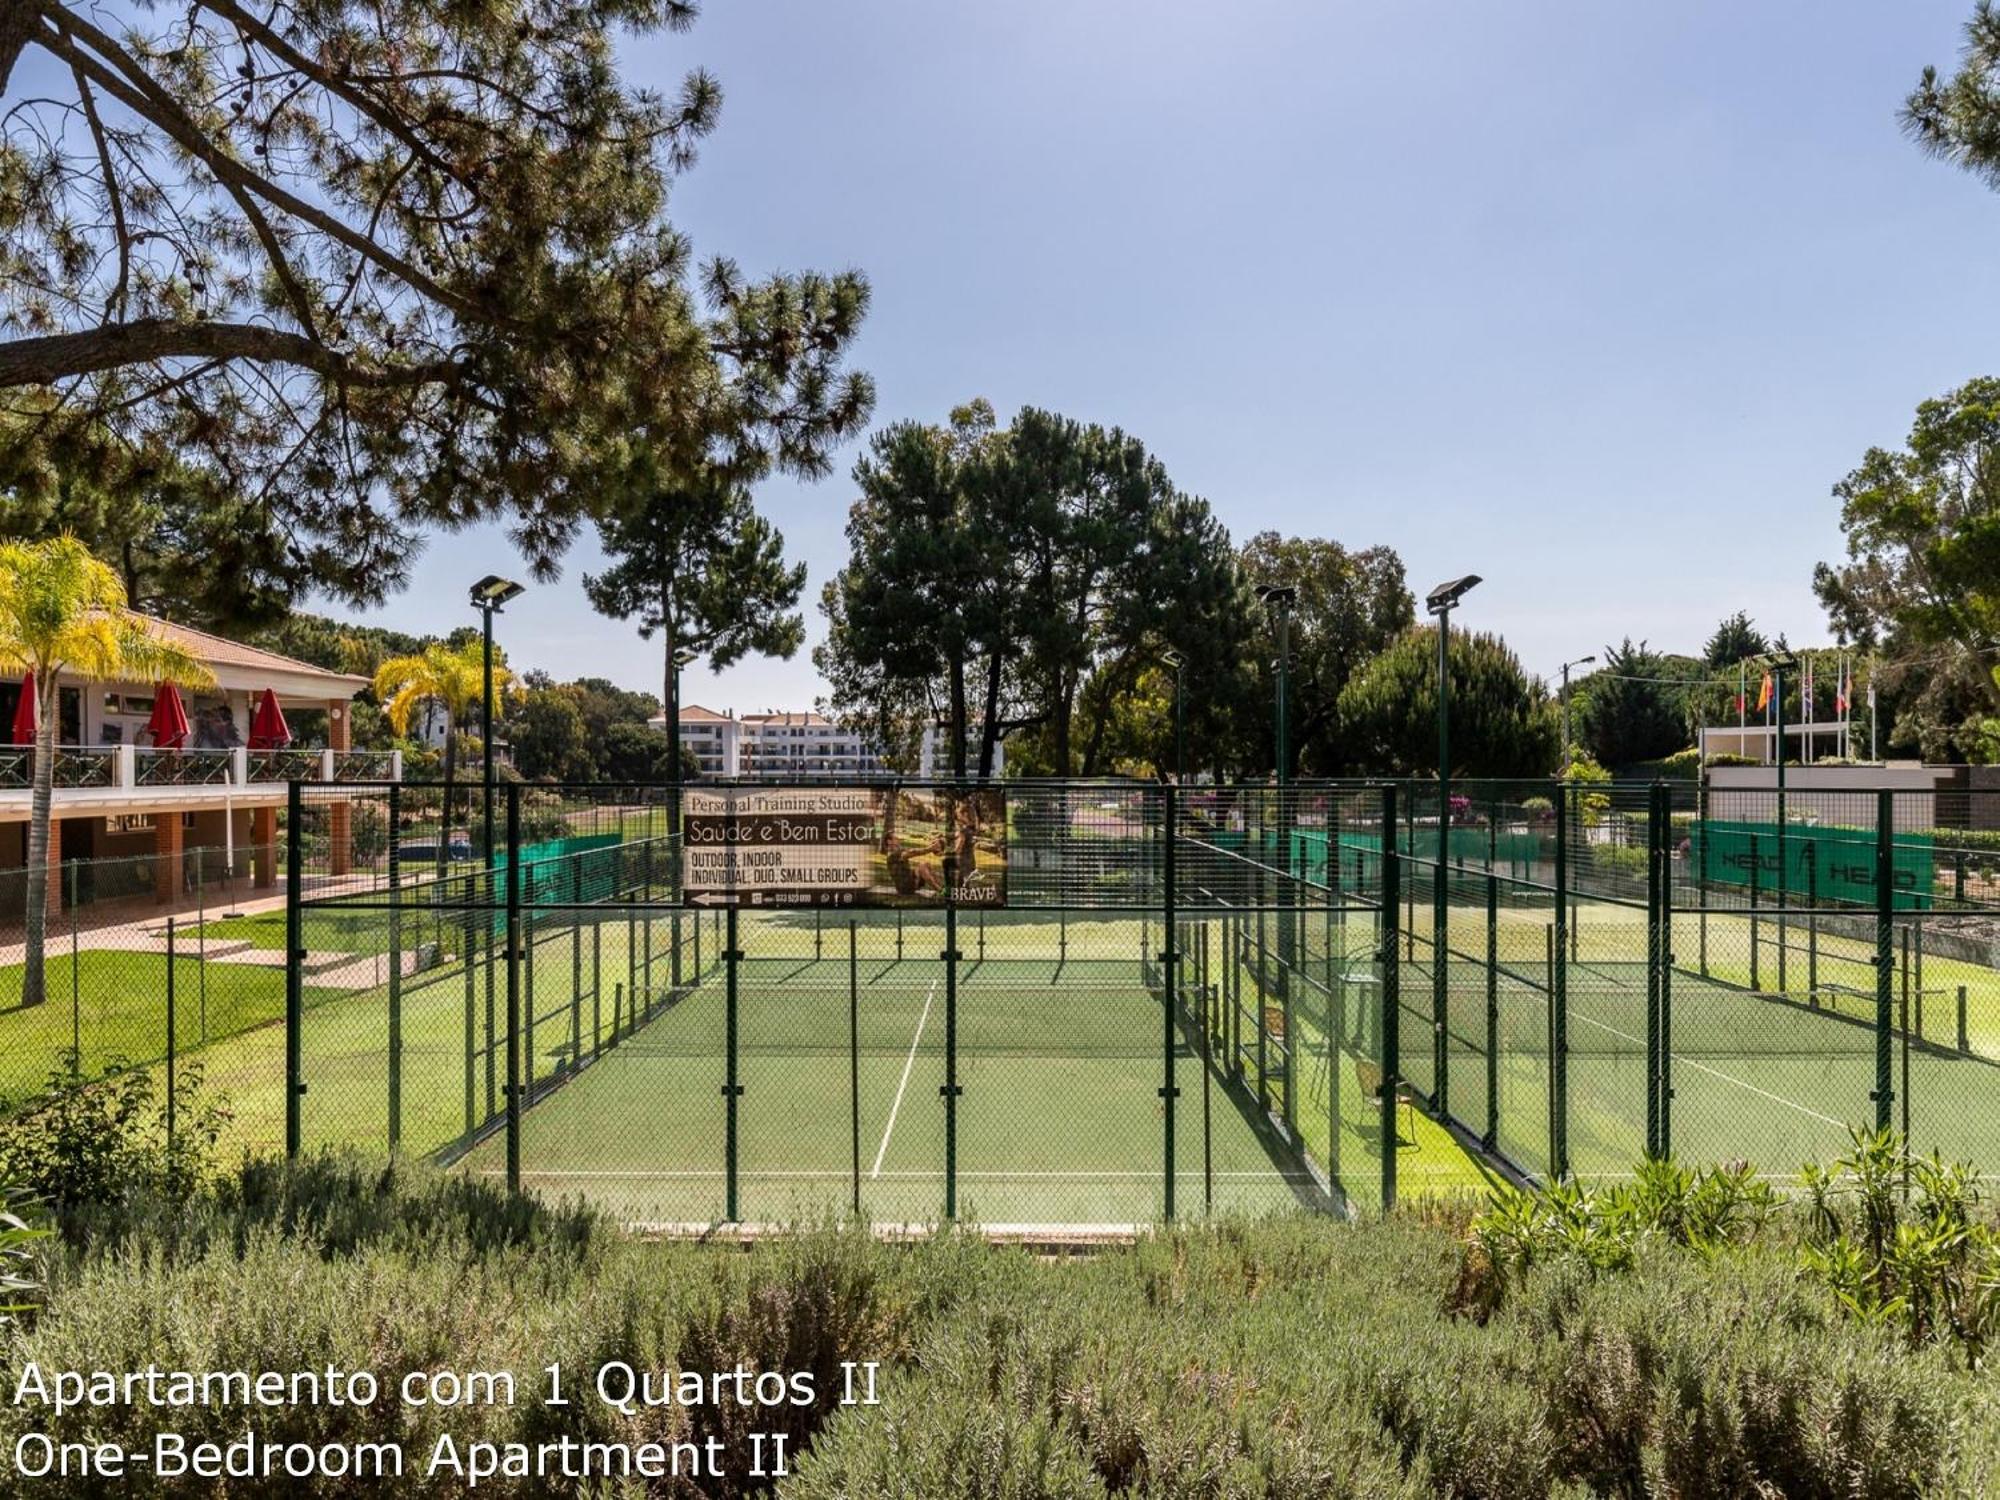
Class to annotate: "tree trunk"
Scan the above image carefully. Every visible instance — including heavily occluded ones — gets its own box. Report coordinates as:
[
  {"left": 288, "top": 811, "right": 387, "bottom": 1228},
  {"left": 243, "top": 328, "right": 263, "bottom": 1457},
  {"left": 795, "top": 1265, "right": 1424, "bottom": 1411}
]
[
  {"left": 0, "top": 6, "right": 36, "bottom": 96},
  {"left": 948, "top": 657, "right": 968, "bottom": 779},
  {"left": 977, "top": 653, "right": 1004, "bottom": 779},
  {"left": 20, "top": 672, "right": 57, "bottom": 1009},
  {"left": 1053, "top": 672, "right": 1074, "bottom": 778}
]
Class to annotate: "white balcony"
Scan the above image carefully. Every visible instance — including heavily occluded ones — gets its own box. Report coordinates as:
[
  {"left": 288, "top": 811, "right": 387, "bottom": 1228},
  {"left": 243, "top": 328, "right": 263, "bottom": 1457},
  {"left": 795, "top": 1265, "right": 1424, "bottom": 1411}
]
[{"left": 0, "top": 744, "right": 400, "bottom": 823}]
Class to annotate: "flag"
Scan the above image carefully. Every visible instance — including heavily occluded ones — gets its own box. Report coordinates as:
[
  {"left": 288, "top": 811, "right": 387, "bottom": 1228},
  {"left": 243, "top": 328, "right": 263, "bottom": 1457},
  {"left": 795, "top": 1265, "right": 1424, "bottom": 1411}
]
[
  {"left": 1756, "top": 672, "right": 1773, "bottom": 712},
  {"left": 1835, "top": 660, "right": 1849, "bottom": 715}
]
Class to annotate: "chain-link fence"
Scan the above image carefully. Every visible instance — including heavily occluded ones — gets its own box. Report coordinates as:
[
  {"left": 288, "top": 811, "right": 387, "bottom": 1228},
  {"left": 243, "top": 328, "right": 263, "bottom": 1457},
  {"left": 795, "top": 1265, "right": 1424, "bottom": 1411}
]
[
  {"left": 0, "top": 845, "right": 276, "bottom": 1123},
  {"left": 276, "top": 780, "right": 1396, "bottom": 1227},
  {"left": 1389, "top": 777, "right": 2000, "bottom": 1185},
  {"left": 16, "top": 771, "right": 2000, "bottom": 1218}
]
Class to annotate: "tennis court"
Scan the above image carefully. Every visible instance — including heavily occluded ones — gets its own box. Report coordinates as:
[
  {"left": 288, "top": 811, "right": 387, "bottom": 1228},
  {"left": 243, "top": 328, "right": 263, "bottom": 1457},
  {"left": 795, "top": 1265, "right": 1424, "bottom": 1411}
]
[
  {"left": 460, "top": 953, "right": 1339, "bottom": 1226},
  {"left": 1422, "top": 947, "right": 2000, "bottom": 1182}
]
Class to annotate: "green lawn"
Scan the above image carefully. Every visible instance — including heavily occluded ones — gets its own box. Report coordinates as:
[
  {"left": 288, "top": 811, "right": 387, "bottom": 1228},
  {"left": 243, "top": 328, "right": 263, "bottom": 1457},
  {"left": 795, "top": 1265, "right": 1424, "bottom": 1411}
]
[{"left": 0, "top": 951, "right": 345, "bottom": 1105}]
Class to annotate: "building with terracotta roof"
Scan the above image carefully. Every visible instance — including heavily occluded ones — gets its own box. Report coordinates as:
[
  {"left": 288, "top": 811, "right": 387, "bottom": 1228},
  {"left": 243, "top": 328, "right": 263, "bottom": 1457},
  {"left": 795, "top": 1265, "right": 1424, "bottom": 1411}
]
[{"left": 1, "top": 609, "right": 394, "bottom": 912}]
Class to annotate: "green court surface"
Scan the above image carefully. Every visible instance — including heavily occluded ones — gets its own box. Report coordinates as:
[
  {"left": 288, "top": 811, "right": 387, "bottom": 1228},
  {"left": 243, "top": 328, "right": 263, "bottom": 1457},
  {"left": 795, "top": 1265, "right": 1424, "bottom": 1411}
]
[
  {"left": 1418, "top": 949, "right": 2000, "bottom": 1183},
  {"left": 459, "top": 954, "right": 1374, "bottom": 1227}
]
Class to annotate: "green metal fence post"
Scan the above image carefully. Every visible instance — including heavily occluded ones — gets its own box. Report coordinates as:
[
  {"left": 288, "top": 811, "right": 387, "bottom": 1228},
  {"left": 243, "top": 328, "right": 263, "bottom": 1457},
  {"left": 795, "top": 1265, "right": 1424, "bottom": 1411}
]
[
  {"left": 1380, "top": 784, "right": 1401, "bottom": 1213},
  {"left": 1552, "top": 782, "right": 1570, "bottom": 1179},
  {"left": 166, "top": 916, "right": 177, "bottom": 1158},
  {"left": 1807, "top": 839, "right": 1819, "bottom": 1003},
  {"left": 504, "top": 784, "right": 522, "bottom": 1193},
  {"left": 1657, "top": 783, "right": 1674, "bottom": 1160},
  {"left": 571, "top": 859, "right": 583, "bottom": 1071},
  {"left": 1434, "top": 791, "right": 1449, "bottom": 1121},
  {"left": 1485, "top": 868, "right": 1499, "bottom": 1150},
  {"left": 284, "top": 779, "right": 303, "bottom": 1159},
  {"left": 1648, "top": 780, "right": 1664, "bottom": 1160},
  {"left": 1748, "top": 832, "right": 1761, "bottom": 992},
  {"left": 388, "top": 784, "right": 403, "bottom": 1150},
  {"left": 195, "top": 847, "right": 207, "bottom": 1044},
  {"left": 1874, "top": 789, "right": 1894, "bottom": 1132},
  {"left": 1646, "top": 782, "right": 1662, "bottom": 1159},
  {"left": 68, "top": 862, "right": 79, "bottom": 1064},
  {"left": 1697, "top": 771, "right": 1709, "bottom": 978},
  {"left": 723, "top": 903, "right": 741, "bottom": 1222},
  {"left": 850, "top": 919, "right": 861, "bottom": 1218},
  {"left": 523, "top": 869, "right": 538, "bottom": 1096},
  {"left": 1162, "top": 784, "right": 1180, "bottom": 1217},
  {"left": 941, "top": 849, "right": 961, "bottom": 1222},
  {"left": 463, "top": 876, "right": 477, "bottom": 1139}
]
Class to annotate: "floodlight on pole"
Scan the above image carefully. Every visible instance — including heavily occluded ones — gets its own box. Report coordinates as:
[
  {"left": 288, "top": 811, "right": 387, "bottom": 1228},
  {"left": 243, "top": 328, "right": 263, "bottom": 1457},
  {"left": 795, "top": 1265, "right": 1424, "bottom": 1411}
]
[
  {"left": 468, "top": 576, "right": 524, "bottom": 869},
  {"left": 1254, "top": 585, "right": 1297, "bottom": 785},
  {"left": 1424, "top": 572, "right": 1482, "bottom": 1120},
  {"left": 1160, "top": 646, "right": 1186, "bottom": 785},
  {"left": 1560, "top": 654, "right": 1597, "bottom": 774}
]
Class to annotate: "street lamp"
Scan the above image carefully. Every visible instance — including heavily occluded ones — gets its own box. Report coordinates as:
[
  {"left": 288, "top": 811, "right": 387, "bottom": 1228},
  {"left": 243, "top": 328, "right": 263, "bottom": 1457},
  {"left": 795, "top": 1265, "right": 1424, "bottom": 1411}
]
[
  {"left": 1559, "top": 655, "right": 1597, "bottom": 773},
  {"left": 1425, "top": 573, "right": 1481, "bottom": 1119},
  {"left": 469, "top": 575, "right": 524, "bottom": 869},
  {"left": 1255, "top": 583, "right": 1299, "bottom": 996},
  {"left": 1254, "top": 585, "right": 1297, "bottom": 785},
  {"left": 1160, "top": 646, "right": 1186, "bottom": 785}
]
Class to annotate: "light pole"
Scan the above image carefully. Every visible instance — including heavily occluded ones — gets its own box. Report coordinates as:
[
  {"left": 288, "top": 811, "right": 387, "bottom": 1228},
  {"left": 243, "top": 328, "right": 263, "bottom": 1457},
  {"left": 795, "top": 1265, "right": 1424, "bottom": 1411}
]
[
  {"left": 1255, "top": 584, "right": 1298, "bottom": 995},
  {"left": 469, "top": 576, "right": 524, "bottom": 870},
  {"left": 1425, "top": 574, "right": 1482, "bottom": 1118},
  {"left": 1255, "top": 586, "right": 1297, "bottom": 784},
  {"left": 1160, "top": 647, "right": 1186, "bottom": 784},
  {"left": 1559, "top": 655, "right": 1597, "bottom": 773}
]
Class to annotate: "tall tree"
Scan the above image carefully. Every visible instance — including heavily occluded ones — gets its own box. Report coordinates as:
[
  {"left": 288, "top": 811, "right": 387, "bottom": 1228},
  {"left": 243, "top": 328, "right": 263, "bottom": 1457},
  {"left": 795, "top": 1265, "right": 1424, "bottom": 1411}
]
[
  {"left": 0, "top": 536, "right": 211, "bottom": 1008},
  {"left": 820, "top": 403, "right": 1242, "bottom": 778},
  {"left": 2, "top": 0, "right": 871, "bottom": 599},
  {"left": 1236, "top": 533, "right": 1414, "bottom": 777},
  {"left": 1336, "top": 625, "right": 1558, "bottom": 778},
  {"left": 509, "top": 683, "right": 592, "bottom": 782},
  {"left": 1577, "top": 639, "right": 1697, "bottom": 769},
  {"left": 1813, "top": 376, "right": 2000, "bottom": 745},
  {"left": 0, "top": 405, "right": 342, "bottom": 631},
  {"left": 818, "top": 401, "right": 1013, "bottom": 778},
  {"left": 1703, "top": 611, "right": 1770, "bottom": 669},
  {"left": 583, "top": 467, "right": 806, "bottom": 776}
]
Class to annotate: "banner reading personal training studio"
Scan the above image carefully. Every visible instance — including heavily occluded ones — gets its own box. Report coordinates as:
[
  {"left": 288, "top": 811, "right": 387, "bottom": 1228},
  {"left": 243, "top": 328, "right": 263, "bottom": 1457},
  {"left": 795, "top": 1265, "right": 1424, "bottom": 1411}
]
[{"left": 682, "top": 785, "right": 1007, "bottom": 908}]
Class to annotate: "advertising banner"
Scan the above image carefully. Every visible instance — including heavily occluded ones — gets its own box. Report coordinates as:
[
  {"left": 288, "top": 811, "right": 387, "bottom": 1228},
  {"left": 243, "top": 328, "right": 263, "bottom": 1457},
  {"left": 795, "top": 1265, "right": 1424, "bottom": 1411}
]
[{"left": 682, "top": 785, "right": 1007, "bottom": 908}]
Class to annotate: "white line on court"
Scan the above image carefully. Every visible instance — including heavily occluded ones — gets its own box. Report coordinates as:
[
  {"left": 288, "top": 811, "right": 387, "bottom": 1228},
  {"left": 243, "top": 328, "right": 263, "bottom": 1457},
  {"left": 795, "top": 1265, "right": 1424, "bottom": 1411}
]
[
  {"left": 872, "top": 976, "right": 939, "bottom": 1178},
  {"left": 1570, "top": 1009, "right": 1848, "bottom": 1129},
  {"left": 494, "top": 1169, "right": 1302, "bottom": 1181}
]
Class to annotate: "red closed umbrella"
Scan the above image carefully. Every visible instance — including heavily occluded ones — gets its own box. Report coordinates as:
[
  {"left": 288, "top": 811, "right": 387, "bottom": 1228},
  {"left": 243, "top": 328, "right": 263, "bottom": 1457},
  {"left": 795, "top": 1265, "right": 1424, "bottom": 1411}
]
[
  {"left": 9, "top": 671, "right": 35, "bottom": 746},
  {"left": 248, "top": 688, "right": 291, "bottom": 750},
  {"left": 145, "top": 681, "right": 191, "bottom": 750}
]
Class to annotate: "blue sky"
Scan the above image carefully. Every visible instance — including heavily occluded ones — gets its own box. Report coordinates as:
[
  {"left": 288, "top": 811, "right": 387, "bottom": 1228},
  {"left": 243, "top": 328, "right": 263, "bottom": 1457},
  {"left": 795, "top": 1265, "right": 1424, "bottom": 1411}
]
[{"left": 349, "top": 0, "right": 2000, "bottom": 710}]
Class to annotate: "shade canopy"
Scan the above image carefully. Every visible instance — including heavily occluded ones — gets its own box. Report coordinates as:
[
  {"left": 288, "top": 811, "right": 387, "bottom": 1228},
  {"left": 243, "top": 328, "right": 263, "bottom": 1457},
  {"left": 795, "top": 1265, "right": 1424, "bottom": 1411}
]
[
  {"left": 8, "top": 672, "right": 35, "bottom": 747},
  {"left": 145, "top": 681, "right": 191, "bottom": 750},
  {"left": 247, "top": 688, "right": 291, "bottom": 750}
]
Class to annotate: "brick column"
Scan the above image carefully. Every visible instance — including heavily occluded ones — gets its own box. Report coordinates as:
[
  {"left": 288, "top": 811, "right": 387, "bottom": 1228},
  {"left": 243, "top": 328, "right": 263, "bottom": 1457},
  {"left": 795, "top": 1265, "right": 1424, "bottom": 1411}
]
[
  {"left": 252, "top": 804, "right": 277, "bottom": 889},
  {"left": 326, "top": 696, "right": 352, "bottom": 876},
  {"left": 154, "top": 813, "right": 183, "bottom": 903}
]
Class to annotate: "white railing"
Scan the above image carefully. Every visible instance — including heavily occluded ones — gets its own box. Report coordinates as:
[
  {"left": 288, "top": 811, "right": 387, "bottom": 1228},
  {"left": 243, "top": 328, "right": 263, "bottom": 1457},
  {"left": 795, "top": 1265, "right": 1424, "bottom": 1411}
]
[{"left": 0, "top": 745, "right": 400, "bottom": 793}]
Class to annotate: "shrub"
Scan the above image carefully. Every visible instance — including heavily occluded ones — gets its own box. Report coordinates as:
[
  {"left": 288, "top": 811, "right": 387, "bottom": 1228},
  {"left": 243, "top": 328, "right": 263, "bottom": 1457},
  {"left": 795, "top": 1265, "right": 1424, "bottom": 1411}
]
[{"left": 0, "top": 1055, "right": 230, "bottom": 1212}]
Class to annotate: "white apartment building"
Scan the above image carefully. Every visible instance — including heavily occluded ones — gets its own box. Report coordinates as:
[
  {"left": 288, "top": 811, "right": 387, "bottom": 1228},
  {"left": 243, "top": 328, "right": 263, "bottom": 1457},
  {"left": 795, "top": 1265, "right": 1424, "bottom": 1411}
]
[{"left": 652, "top": 706, "right": 1001, "bottom": 780}]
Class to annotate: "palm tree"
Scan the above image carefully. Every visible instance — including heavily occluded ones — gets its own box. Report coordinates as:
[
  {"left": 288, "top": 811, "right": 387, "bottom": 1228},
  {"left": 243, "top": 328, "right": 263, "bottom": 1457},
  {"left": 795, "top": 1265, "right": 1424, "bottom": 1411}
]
[
  {"left": 373, "top": 639, "right": 510, "bottom": 877},
  {"left": 0, "top": 537, "right": 213, "bottom": 1008}
]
